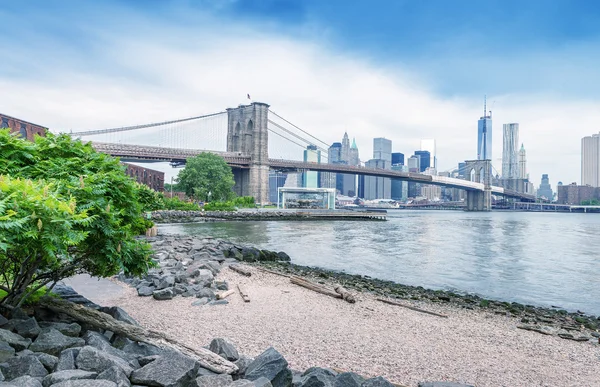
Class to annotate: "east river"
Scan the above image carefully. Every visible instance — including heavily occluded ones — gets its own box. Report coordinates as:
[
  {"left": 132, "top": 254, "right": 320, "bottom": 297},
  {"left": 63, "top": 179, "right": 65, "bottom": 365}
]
[{"left": 160, "top": 211, "right": 600, "bottom": 315}]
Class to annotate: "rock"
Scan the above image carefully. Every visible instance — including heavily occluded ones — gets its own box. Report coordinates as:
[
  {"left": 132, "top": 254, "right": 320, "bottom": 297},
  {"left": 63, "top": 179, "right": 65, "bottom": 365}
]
[
  {"left": 197, "top": 269, "right": 214, "bottom": 284},
  {"left": 0, "top": 315, "right": 8, "bottom": 327},
  {"left": 152, "top": 288, "right": 175, "bottom": 300},
  {"left": 0, "top": 355, "right": 48, "bottom": 380},
  {"left": 234, "top": 355, "right": 254, "bottom": 377},
  {"left": 156, "top": 276, "right": 175, "bottom": 290},
  {"left": 196, "top": 367, "right": 217, "bottom": 377},
  {"left": 277, "top": 252, "right": 291, "bottom": 261},
  {"left": 97, "top": 366, "right": 131, "bottom": 387},
  {"left": 298, "top": 367, "right": 335, "bottom": 387},
  {"left": 76, "top": 346, "right": 134, "bottom": 377},
  {"left": 209, "top": 338, "right": 240, "bottom": 361},
  {"left": 195, "top": 288, "right": 215, "bottom": 299},
  {"left": 29, "top": 329, "right": 84, "bottom": 356},
  {"left": 254, "top": 377, "right": 274, "bottom": 387},
  {"left": 361, "top": 377, "right": 395, "bottom": 387},
  {"left": 208, "top": 300, "right": 229, "bottom": 306},
  {"left": 138, "top": 355, "right": 160, "bottom": 367},
  {"left": 333, "top": 372, "right": 364, "bottom": 387},
  {"left": 55, "top": 347, "right": 81, "bottom": 371},
  {"left": 229, "top": 381, "right": 255, "bottom": 387},
  {"left": 34, "top": 353, "right": 58, "bottom": 372},
  {"left": 50, "top": 381, "right": 117, "bottom": 387},
  {"left": 82, "top": 331, "right": 131, "bottom": 360},
  {"left": 98, "top": 307, "right": 139, "bottom": 326},
  {"left": 15, "top": 318, "right": 41, "bottom": 339},
  {"left": 119, "top": 340, "right": 164, "bottom": 358},
  {"left": 193, "top": 374, "right": 233, "bottom": 387},
  {"left": 245, "top": 347, "right": 291, "bottom": 387},
  {"left": 0, "top": 341, "right": 15, "bottom": 362},
  {"left": 9, "top": 309, "right": 29, "bottom": 320},
  {"left": 38, "top": 322, "right": 81, "bottom": 337},
  {"left": 0, "top": 329, "right": 32, "bottom": 351},
  {"left": 516, "top": 324, "right": 557, "bottom": 335},
  {"left": 41, "top": 370, "right": 97, "bottom": 387},
  {"left": 130, "top": 353, "right": 198, "bottom": 387},
  {"left": 215, "top": 281, "right": 229, "bottom": 291},
  {"left": 192, "top": 298, "right": 210, "bottom": 307},
  {"left": 0, "top": 375, "right": 42, "bottom": 387},
  {"left": 137, "top": 286, "right": 155, "bottom": 297},
  {"left": 418, "top": 383, "right": 475, "bottom": 387}
]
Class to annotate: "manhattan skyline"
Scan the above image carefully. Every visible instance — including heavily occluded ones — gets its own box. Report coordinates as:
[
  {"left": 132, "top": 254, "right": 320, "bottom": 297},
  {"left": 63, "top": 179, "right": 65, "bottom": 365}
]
[{"left": 1, "top": 1, "right": 599, "bottom": 186}]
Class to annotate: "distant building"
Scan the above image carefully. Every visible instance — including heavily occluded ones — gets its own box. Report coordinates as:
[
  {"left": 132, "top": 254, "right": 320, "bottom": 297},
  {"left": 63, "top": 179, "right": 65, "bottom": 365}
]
[
  {"left": 414, "top": 150, "right": 431, "bottom": 172},
  {"left": 557, "top": 183, "right": 600, "bottom": 205},
  {"left": 123, "top": 163, "right": 165, "bottom": 192},
  {"left": 302, "top": 145, "right": 321, "bottom": 188},
  {"left": 391, "top": 152, "right": 404, "bottom": 166},
  {"left": 322, "top": 142, "right": 342, "bottom": 189},
  {"left": 502, "top": 123, "right": 519, "bottom": 179},
  {"left": 537, "top": 174, "right": 553, "bottom": 201},
  {"left": 420, "top": 139, "right": 436, "bottom": 169},
  {"left": 362, "top": 159, "right": 391, "bottom": 200},
  {"left": 391, "top": 164, "right": 408, "bottom": 201},
  {"left": 269, "top": 172, "right": 287, "bottom": 203},
  {"left": 457, "top": 162, "right": 467, "bottom": 179},
  {"left": 581, "top": 133, "right": 600, "bottom": 187},
  {"left": 373, "top": 138, "right": 392, "bottom": 164},
  {"left": 518, "top": 144, "right": 528, "bottom": 179},
  {"left": 477, "top": 100, "right": 493, "bottom": 161},
  {"left": 1, "top": 113, "right": 47, "bottom": 141},
  {"left": 420, "top": 184, "right": 442, "bottom": 201}
]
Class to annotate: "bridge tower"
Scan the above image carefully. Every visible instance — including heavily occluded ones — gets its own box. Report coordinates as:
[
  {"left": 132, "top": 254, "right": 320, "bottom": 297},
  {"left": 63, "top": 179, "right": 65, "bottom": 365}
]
[
  {"left": 226, "top": 102, "right": 270, "bottom": 204},
  {"left": 464, "top": 159, "right": 492, "bottom": 211}
]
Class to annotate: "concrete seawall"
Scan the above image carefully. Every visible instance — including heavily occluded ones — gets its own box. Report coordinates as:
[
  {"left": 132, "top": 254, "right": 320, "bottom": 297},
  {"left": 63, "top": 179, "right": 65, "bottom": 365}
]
[{"left": 151, "top": 209, "right": 387, "bottom": 223}]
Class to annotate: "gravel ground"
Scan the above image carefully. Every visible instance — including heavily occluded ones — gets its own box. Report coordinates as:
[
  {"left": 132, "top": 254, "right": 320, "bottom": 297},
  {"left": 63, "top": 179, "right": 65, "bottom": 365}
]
[{"left": 101, "top": 266, "right": 600, "bottom": 387}]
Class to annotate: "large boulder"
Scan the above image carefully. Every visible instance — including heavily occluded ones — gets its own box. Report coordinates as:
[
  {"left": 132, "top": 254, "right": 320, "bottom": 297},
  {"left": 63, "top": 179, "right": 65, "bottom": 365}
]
[
  {"left": 156, "top": 276, "right": 175, "bottom": 291},
  {"left": 130, "top": 353, "right": 198, "bottom": 387},
  {"left": 41, "top": 370, "right": 97, "bottom": 387},
  {"left": 34, "top": 353, "right": 58, "bottom": 372},
  {"left": 97, "top": 366, "right": 131, "bottom": 387},
  {"left": 0, "top": 375, "right": 43, "bottom": 387},
  {"left": 333, "top": 372, "right": 364, "bottom": 387},
  {"left": 244, "top": 347, "right": 292, "bottom": 387},
  {"left": 193, "top": 374, "right": 233, "bottom": 387},
  {"left": 0, "top": 355, "right": 48, "bottom": 380},
  {"left": 37, "top": 322, "right": 81, "bottom": 337},
  {"left": 29, "top": 329, "right": 85, "bottom": 356},
  {"left": 98, "top": 307, "right": 139, "bottom": 326},
  {"left": 361, "top": 377, "right": 395, "bottom": 387},
  {"left": 0, "top": 329, "right": 32, "bottom": 351},
  {"left": 76, "top": 346, "right": 134, "bottom": 377},
  {"left": 209, "top": 338, "right": 239, "bottom": 361},
  {"left": 0, "top": 341, "right": 15, "bottom": 362},
  {"left": 50, "top": 381, "right": 117, "bottom": 387},
  {"left": 55, "top": 347, "right": 81, "bottom": 372},
  {"left": 298, "top": 367, "right": 336, "bottom": 387},
  {"left": 0, "top": 315, "right": 8, "bottom": 327},
  {"left": 137, "top": 286, "right": 155, "bottom": 297},
  {"left": 14, "top": 318, "right": 41, "bottom": 339}
]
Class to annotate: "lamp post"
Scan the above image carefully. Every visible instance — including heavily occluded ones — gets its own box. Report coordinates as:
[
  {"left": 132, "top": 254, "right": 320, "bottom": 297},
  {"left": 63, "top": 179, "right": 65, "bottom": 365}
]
[{"left": 170, "top": 176, "right": 174, "bottom": 198}]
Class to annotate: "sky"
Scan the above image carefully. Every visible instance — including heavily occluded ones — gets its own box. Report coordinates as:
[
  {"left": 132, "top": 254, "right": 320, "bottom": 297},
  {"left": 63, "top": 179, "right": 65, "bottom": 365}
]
[{"left": 2, "top": 0, "right": 600, "bottom": 186}]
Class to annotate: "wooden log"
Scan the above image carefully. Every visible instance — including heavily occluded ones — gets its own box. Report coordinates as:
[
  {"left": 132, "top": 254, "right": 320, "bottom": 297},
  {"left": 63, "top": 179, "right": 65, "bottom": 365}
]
[
  {"left": 237, "top": 284, "right": 250, "bottom": 302},
  {"left": 290, "top": 276, "right": 342, "bottom": 300},
  {"left": 39, "top": 297, "right": 238, "bottom": 374},
  {"left": 334, "top": 285, "right": 356, "bottom": 304},
  {"left": 253, "top": 266, "right": 291, "bottom": 278},
  {"left": 216, "top": 289, "right": 235, "bottom": 300},
  {"left": 229, "top": 264, "right": 252, "bottom": 277},
  {"left": 376, "top": 298, "right": 448, "bottom": 318}
]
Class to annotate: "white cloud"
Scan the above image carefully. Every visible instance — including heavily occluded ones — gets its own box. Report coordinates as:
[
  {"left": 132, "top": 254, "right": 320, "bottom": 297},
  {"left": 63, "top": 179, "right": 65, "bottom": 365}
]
[{"left": 0, "top": 6, "right": 597, "bottom": 187}]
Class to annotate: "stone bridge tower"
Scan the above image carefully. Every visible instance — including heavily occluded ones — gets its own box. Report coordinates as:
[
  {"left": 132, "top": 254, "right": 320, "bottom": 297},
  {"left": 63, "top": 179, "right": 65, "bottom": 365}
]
[
  {"left": 226, "top": 102, "right": 270, "bottom": 204},
  {"left": 464, "top": 159, "right": 492, "bottom": 211}
]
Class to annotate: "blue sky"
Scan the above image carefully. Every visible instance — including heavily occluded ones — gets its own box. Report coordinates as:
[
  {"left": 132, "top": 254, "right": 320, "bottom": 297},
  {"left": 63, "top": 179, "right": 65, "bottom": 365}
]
[{"left": 1, "top": 0, "right": 599, "bottom": 186}]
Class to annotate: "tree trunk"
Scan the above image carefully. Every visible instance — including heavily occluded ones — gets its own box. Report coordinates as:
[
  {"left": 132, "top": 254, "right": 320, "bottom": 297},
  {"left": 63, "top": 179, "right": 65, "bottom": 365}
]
[{"left": 39, "top": 297, "right": 238, "bottom": 374}]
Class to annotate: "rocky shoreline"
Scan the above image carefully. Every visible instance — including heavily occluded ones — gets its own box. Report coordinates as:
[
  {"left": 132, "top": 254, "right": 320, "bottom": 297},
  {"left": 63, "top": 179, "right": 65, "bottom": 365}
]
[{"left": 151, "top": 210, "right": 386, "bottom": 223}]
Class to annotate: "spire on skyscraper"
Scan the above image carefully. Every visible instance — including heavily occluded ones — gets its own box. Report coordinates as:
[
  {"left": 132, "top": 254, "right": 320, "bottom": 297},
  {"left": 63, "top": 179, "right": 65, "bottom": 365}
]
[{"left": 351, "top": 137, "right": 357, "bottom": 149}]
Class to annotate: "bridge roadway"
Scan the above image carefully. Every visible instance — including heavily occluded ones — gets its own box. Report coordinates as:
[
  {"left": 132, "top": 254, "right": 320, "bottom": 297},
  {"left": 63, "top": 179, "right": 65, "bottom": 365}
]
[{"left": 91, "top": 142, "right": 535, "bottom": 201}]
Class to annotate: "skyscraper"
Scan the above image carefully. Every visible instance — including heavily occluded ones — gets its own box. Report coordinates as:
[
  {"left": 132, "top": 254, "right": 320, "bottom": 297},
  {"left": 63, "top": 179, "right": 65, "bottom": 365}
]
[
  {"left": 341, "top": 132, "right": 350, "bottom": 163},
  {"left": 373, "top": 138, "right": 392, "bottom": 164},
  {"left": 322, "top": 142, "right": 342, "bottom": 189},
  {"left": 502, "top": 123, "right": 519, "bottom": 179},
  {"left": 477, "top": 99, "right": 493, "bottom": 161},
  {"left": 420, "top": 139, "right": 436, "bottom": 170},
  {"left": 581, "top": 133, "right": 600, "bottom": 187},
  {"left": 518, "top": 144, "right": 527, "bottom": 179},
  {"left": 302, "top": 145, "right": 321, "bottom": 188},
  {"left": 391, "top": 152, "right": 404, "bottom": 166},
  {"left": 537, "top": 174, "right": 553, "bottom": 201},
  {"left": 414, "top": 150, "right": 430, "bottom": 172}
]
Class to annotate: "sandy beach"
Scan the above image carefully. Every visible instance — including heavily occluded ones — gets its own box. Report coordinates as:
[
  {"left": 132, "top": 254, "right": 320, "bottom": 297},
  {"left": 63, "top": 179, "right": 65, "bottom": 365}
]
[{"left": 97, "top": 265, "right": 600, "bottom": 387}]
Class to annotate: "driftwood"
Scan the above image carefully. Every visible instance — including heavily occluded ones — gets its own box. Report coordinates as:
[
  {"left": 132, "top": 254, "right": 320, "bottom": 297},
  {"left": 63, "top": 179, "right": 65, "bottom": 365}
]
[
  {"left": 39, "top": 297, "right": 238, "bottom": 374},
  {"left": 334, "top": 285, "right": 356, "bottom": 304},
  {"left": 376, "top": 298, "right": 448, "bottom": 318},
  {"left": 253, "top": 266, "right": 291, "bottom": 278},
  {"left": 216, "top": 289, "right": 235, "bottom": 300},
  {"left": 237, "top": 284, "right": 250, "bottom": 302},
  {"left": 229, "top": 264, "right": 252, "bottom": 277},
  {"left": 290, "top": 276, "right": 356, "bottom": 303}
]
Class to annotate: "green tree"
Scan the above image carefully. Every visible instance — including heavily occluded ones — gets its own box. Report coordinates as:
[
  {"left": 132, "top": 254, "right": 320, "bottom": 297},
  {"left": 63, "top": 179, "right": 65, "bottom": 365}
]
[
  {"left": 0, "top": 129, "right": 153, "bottom": 308},
  {"left": 176, "top": 153, "right": 235, "bottom": 202}
]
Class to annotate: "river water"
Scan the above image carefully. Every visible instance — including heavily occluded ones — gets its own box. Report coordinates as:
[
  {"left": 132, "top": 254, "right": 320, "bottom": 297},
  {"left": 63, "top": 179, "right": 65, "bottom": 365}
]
[{"left": 160, "top": 211, "right": 600, "bottom": 315}]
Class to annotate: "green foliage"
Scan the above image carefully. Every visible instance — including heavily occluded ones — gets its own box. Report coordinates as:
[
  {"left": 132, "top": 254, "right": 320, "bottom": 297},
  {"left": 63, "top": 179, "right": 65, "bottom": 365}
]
[
  {"left": 135, "top": 183, "right": 165, "bottom": 212},
  {"left": 0, "top": 129, "right": 154, "bottom": 307},
  {"left": 163, "top": 182, "right": 181, "bottom": 192},
  {"left": 176, "top": 153, "right": 235, "bottom": 202},
  {"left": 233, "top": 196, "right": 256, "bottom": 208},
  {"left": 203, "top": 201, "right": 236, "bottom": 212},
  {"left": 162, "top": 196, "right": 201, "bottom": 211},
  {"left": 581, "top": 199, "right": 600, "bottom": 205}
]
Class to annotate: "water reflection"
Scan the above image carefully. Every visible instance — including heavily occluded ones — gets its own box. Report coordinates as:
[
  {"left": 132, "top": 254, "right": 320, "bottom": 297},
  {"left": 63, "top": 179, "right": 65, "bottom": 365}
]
[{"left": 160, "top": 212, "right": 600, "bottom": 314}]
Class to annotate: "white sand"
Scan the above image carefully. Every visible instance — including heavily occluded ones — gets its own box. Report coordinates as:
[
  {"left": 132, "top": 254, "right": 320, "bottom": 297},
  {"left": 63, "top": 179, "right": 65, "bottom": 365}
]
[{"left": 101, "top": 266, "right": 600, "bottom": 387}]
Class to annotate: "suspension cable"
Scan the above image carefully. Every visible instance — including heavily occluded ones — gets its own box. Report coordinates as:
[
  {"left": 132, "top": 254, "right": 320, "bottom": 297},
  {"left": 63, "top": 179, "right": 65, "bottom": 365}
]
[{"left": 269, "top": 110, "right": 331, "bottom": 148}]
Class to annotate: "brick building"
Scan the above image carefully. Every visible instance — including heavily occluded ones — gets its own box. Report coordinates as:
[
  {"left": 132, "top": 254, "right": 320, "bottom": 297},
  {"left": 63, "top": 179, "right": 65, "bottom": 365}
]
[
  {"left": 557, "top": 183, "right": 600, "bottom": 204},
  {"left": 1, "top": 113, "right": 47, "bottom": 140},
  {"left": 122, "top": 163, "right": 165, "bottom": 192}
]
